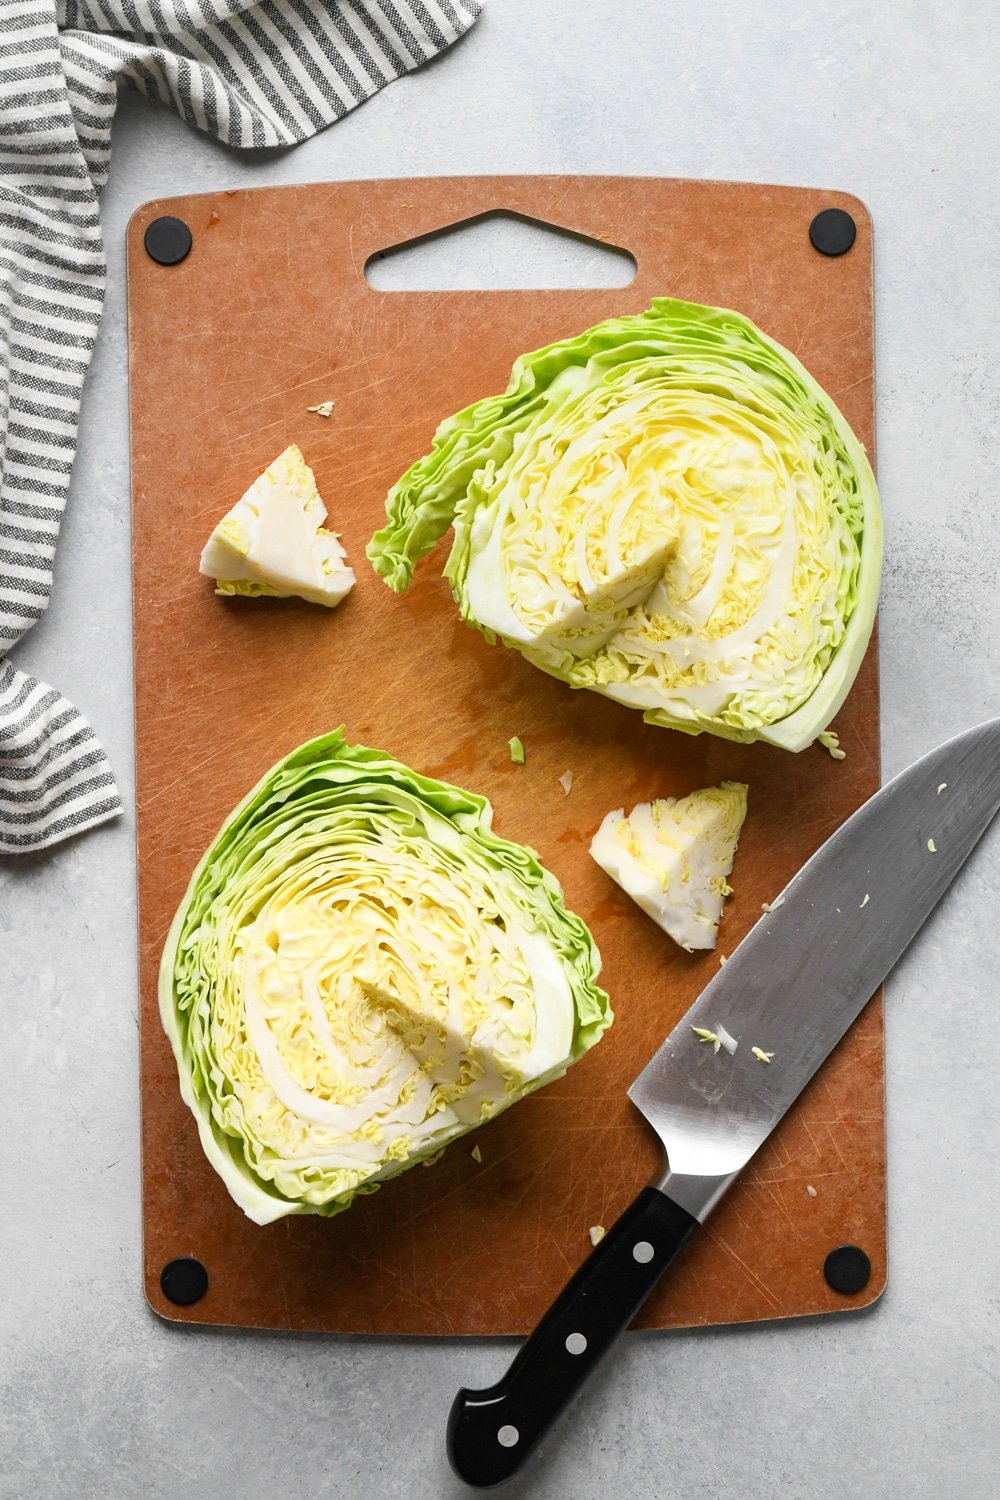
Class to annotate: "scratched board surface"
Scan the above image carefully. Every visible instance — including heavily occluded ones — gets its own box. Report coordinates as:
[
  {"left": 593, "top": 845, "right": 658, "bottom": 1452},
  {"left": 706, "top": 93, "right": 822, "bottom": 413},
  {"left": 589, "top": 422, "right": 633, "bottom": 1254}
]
[{"left": 129, "top": 177, "right": 885, "bottom": 1334}]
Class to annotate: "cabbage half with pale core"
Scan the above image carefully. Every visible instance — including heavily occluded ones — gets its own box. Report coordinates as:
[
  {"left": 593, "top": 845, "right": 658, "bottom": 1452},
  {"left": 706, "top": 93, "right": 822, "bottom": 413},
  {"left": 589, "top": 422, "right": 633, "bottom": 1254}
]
[
  {"left": 590, "top": 782, "right": 748, "bottom": 951},
  {"left": 159, "top": 731, "right": 611, "bottom": 1224},
  {"left": 200, "top": 444, "right": 355, "bottom": 606},
  {"left": 368, "top": 299, "right": 882, "bottom": 750}
]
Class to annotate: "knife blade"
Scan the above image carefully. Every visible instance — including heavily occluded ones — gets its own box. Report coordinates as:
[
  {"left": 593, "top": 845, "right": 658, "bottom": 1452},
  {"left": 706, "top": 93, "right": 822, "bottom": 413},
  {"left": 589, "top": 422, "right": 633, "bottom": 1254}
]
[{"left": 447, "top": 715, "right": 1000, "bottom": 1488}]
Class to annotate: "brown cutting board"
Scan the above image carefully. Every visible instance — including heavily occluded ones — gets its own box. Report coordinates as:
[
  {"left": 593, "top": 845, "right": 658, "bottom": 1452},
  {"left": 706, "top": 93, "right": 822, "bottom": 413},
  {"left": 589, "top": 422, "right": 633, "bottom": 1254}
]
[{"left": 129, "top": 176, "right": 884, "bottom": 1334}]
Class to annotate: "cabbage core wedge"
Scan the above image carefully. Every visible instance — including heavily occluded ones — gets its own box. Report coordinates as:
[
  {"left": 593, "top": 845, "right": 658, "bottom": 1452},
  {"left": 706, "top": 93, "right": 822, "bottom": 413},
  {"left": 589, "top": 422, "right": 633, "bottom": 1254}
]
[
  {"left": 590, "top": 783, "right": 748, "bottom": 952},
  {"left": 159, "top": 731, "right": 611, "bottom": 1224},
  {"left": 368, "top": 298, "right": 882, "bottom": 750},
  {"left": 200, "top": 444, "right": 355, "bottom": 607}
]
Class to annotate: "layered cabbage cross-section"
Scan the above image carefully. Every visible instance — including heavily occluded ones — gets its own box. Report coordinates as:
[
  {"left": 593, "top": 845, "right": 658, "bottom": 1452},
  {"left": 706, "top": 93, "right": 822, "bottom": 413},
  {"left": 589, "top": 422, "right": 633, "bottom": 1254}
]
[
  {"left": 159, "top": 731, "right": 610, "bottom": 1224},
  {"left": 368, "top": 299, "right": 882, "bottom": 750}
]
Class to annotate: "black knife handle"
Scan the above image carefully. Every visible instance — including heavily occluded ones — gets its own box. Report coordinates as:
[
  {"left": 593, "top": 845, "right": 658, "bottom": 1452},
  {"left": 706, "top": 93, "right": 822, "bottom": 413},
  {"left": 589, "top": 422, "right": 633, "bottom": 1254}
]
[{"left": 447, "top": 1186, "right": 699, "bottom": 1488}]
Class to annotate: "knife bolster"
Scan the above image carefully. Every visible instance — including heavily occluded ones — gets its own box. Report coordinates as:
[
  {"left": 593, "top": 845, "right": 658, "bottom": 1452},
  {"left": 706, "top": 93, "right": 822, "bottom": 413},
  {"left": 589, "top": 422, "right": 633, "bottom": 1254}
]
[{"left": 648, "top": 1164, "right": 740, "bottom": 1222}]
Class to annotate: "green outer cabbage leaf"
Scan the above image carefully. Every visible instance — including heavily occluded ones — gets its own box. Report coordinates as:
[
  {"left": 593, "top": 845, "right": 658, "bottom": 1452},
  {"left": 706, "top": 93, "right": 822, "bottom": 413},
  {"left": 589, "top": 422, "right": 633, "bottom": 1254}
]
[
  {"left": 159, "top": 730, "right": 611, "bottom": 1225},
  {"left": 367, "top": 298, "right": 882, "bottom": 751}
]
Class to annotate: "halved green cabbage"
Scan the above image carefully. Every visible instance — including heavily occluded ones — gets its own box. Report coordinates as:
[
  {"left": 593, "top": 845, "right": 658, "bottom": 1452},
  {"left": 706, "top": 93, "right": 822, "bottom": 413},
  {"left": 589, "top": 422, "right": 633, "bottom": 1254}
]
[
  {"left": 368, "top": 298, "right": 882, "bottom": 750},
  {"left": 159, "top": 731, "right": 610, "bottom": 1224}
]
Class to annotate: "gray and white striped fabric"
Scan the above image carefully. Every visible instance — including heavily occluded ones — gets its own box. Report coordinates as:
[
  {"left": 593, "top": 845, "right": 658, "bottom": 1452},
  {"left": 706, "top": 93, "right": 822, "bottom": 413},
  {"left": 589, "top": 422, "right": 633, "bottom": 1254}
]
[{"left": 0, "top": 0, "right": 482, "bottom": 853}]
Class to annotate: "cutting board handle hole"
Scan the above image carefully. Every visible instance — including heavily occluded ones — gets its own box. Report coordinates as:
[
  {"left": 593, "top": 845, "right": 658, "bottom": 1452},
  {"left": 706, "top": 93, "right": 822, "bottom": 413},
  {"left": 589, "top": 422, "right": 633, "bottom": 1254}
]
[{"left": 364, "top": 211, "right": 636, "bottom": 292}]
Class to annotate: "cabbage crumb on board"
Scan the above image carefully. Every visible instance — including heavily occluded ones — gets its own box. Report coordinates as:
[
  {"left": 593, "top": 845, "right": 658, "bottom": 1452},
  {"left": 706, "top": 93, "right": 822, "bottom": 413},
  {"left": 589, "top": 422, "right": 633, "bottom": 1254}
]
[
  {"left": 589, "top": 782, "right": 748, "bottom": 951},
  {"left": 199, "top": 443, "right": 355, "bottom": 607},
  {"left": 817, "top": 729, "right": 846, "bottom": 759},
  {"left": 158, "top": 730, "right": 611, "bottom": 1225}
]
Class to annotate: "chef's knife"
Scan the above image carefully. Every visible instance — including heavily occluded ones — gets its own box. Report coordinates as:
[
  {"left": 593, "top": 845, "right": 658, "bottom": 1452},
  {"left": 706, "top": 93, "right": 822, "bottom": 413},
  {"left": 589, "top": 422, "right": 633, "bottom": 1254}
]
[{"left": 447, "top": 715, "right": 1000, "bottom": 1488}]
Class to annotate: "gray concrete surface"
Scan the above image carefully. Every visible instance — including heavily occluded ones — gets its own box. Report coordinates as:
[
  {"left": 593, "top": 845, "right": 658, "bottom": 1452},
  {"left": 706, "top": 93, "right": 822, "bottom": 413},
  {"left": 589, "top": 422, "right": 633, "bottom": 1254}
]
[{"left": 3, "top": 2, "right": 999, "bottom": 1496}]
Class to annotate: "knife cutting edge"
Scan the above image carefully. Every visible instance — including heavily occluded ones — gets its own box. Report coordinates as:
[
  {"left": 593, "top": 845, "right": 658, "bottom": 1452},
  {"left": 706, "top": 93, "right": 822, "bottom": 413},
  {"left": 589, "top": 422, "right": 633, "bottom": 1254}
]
[{"left": 446, "top": 714, "right": 1000, "bottom": 1487}]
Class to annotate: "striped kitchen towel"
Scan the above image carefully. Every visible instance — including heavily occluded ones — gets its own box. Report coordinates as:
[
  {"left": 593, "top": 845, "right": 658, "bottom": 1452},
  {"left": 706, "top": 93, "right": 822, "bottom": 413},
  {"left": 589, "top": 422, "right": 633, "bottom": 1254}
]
[{"left": 0, "top": 0, "right": 482, "bottom": 854}]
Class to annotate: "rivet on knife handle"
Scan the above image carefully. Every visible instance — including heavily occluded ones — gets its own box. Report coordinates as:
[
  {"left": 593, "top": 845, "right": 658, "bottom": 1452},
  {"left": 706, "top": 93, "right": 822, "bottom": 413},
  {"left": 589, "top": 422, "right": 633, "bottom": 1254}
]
[{"left": 446, "top": 1187, "right": 698, "bottom": 1488}]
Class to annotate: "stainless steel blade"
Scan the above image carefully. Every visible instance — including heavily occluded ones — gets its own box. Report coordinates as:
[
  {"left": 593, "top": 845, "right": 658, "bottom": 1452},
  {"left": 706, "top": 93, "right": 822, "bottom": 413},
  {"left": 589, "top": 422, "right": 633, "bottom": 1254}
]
[{"left": 629, "top": 715, "right": 1000, "bottom": 1221}]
